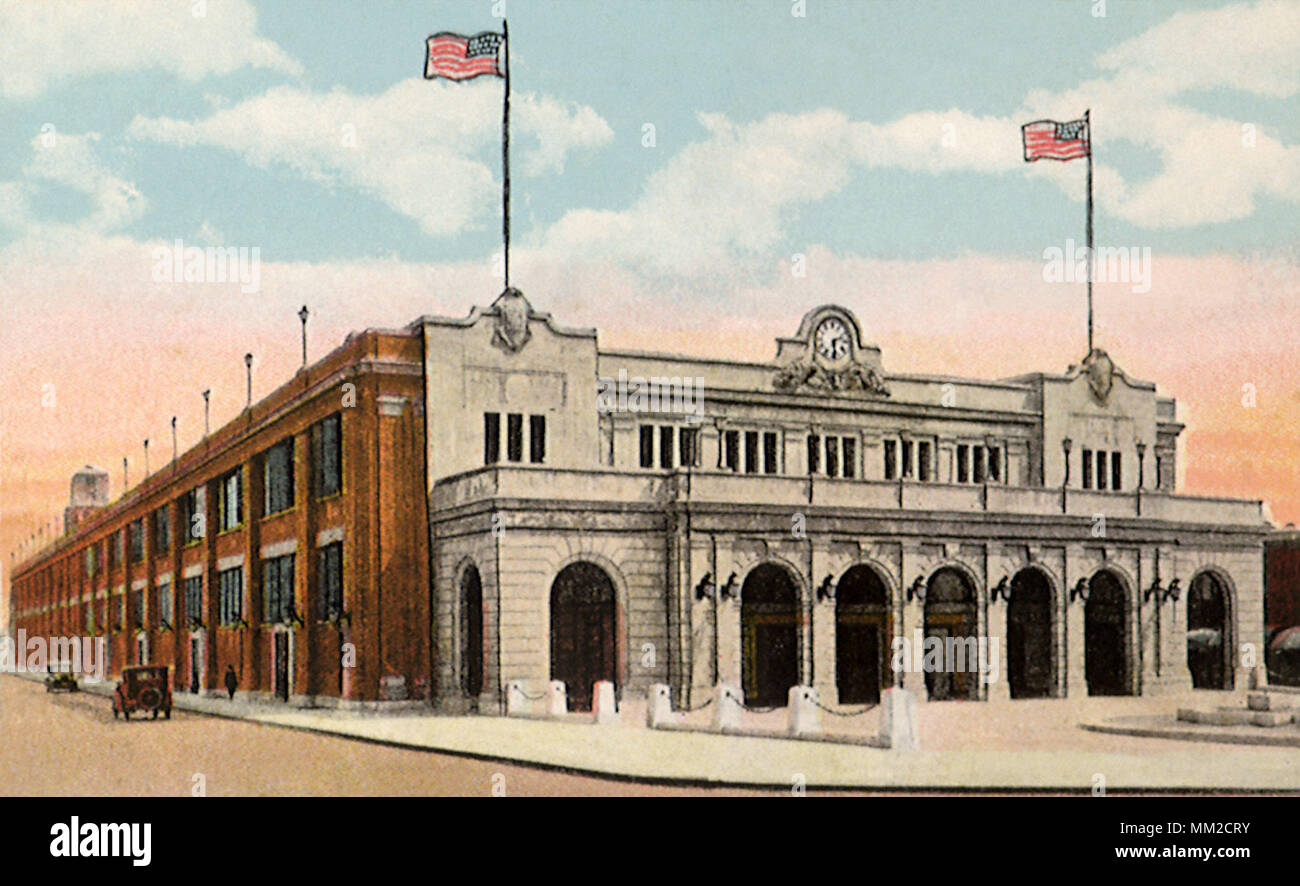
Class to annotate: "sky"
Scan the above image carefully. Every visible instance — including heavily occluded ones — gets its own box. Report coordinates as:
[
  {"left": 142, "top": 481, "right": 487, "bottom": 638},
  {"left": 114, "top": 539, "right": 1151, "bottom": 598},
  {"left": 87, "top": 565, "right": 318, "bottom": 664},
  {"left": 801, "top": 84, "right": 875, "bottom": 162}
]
[{"left": 1, "top": 0, "right": 1297, "bottom": 611}]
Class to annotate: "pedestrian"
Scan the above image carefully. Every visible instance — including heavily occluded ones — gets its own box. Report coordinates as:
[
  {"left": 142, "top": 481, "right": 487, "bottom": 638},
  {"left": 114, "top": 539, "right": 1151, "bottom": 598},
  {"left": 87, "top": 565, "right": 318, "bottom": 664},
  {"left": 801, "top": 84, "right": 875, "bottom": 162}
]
[{"left": 224, "top": 664, "right": 238, "bottom": 700}]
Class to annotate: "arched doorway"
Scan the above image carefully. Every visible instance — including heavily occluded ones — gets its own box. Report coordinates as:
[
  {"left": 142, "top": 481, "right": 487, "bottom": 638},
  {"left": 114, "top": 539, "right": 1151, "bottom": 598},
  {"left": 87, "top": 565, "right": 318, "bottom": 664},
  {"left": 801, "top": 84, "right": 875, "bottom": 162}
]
[
  {"left": 1085, "top": 570, "right": 1130, "bottom": 696},
  {"left": 460, "top": 565, "right": 484, "bottom": 699},
  {"left": 549, "top": 562, "right": 617, "bottom": 712},
  {"left": 836, "top": 565, "right": 890, "bottom": 704},
  {"left": 923, "top": 568, "right": 978, "bottom": 701},
  {"left": 1187, "top": 571, "right": 1231, "bottom": 689},
  {"left": 741, "top": 564, "right": 800, "bottom": 707},
  {"left": 1007, "top": 568, "right": 1053, "bottom": 699}
]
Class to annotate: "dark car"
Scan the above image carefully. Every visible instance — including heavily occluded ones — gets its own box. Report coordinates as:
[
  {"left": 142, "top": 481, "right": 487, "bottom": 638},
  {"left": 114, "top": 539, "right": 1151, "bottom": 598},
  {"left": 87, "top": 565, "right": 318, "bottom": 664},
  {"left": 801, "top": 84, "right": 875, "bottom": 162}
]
[
  {"left": 112, "top": 666, "right": 172, "bottom": 720},
  {"left": 44, "top": 662, "right": 78, "bottom": 693}
]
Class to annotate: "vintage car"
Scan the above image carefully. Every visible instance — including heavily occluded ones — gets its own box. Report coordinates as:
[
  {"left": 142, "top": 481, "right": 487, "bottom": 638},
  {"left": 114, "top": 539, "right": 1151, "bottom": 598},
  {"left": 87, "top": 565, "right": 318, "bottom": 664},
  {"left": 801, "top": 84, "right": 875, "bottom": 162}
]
[
  {"left": 44, "top": 662, "right": 79, "bottom": 693},
  {"left": 112, "top": 665, "right": 172, "bottom": 720}
]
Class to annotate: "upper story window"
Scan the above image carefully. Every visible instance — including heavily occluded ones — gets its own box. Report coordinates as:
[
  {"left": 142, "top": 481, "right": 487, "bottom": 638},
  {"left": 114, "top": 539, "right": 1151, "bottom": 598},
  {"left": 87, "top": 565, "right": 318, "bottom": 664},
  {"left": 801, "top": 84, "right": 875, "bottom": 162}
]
[
  {"left": 264, "top": 438, "right": 295, "bottom": 515},
  {"left": 218, "top": 468, "right": 243, "bottom": 532},
  {"left": 956, "top": 442, "right": 1003, "bottom": 485},
  {"left": 157, "top": 580, "right": 173, "bottom": 628},
  {"left": 485, "top": 412, "right": 501, "bottom": 464},
  {"left": 484, "top": 412, "right": 545, "bottom": 466},
  {"left": 262, "top": 554, "right": 295, "bottom": 624},
  {"left": 181, "top": 486, "right": 206, "bottom": 545},
  {"left": 130, "top": 587, "right": 144, "bottom": 629},
  {"left": 319, "top": 542, "right": 344, "bottom": 621},
  {"left": 217, "top": 566, "right": 244, "bottom": 626},
  {"left": 128, "top": 519, "right": 144, "bottom": 563},
  {"left": 312, "top": 413, "right": 343, "bottom": 497},
  {"left": 640, "top": 424, "right": 700, "bottom": 470},
  {"left": 153, "top": 504, "right": 171, "bottom": 553},
  {"left": 1081, "top": 448, "right": 1122, "bottom": 491},
  {"left": 529, "top": 415, "right": 546, "bottom": 464},
  {"left": 183, "top": 575, "right": 203, "bottom": 626},
  {"left": 85, "top": 545, "right": 98, "bottom": 579},
  {"left": 723, "top": 430, "right": 740, "bottom": 472},
  {"left": 809, "top": 434, "right": 855, "bottom": 479}
]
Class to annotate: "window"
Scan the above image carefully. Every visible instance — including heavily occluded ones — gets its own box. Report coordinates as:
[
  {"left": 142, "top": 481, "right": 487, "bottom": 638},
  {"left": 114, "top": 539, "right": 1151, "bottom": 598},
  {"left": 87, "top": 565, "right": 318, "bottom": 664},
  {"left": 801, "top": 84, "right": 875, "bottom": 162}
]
[
  {"left": 918, "top": 441, "right": 932, "bottom": 482},
  {"left": 262, "top": 554, "right": 295, "bottom": 624},
  {"left": 218, "top": 567, "right": 243, "bottom": 626},
  {"left": 1082, "top": 448, "right": 1093, "bottom": 489},
  {"left": 1096, "top": 450, "right": 1107, "bottom": 491},
  {"left": 319, "top": 542, "right": 344, "bottom": 620},
  {"left": 808, "top": 434, "right": 821, "bottom": 474},
  {"left": 484, "top": 412, "right": 501, "bottom": 464},
  {"left": 988, "top": 446, "right": 1001, "bottom": 483},
  {"left": 724, "top": 430, "right": 739, "bottom": 472},
  {"left": 1155, "top": 455, "right": 1165, "bottom": 490},
  {"left": 824, "top": 436, "right": 839, "bottom": 478},
  {"left": 763, "top": 432, "right": 779, "bottom": 474},
  {"left": 639, "top": 426, "right": 654, "bottom": 468},
  {"left": 957, "top": 445, "right": 970, "bottom": 484},
  {"left": 506, "top": 413, "right": 524, "bottom": 462},
  {"left": 842, "top": 438, "right": 856, "bottom": 479},
  {"left": 660, "top": 426, "right": 675, "bottom": 469},
  {"left": 679, "top": 427, "right": 698, "bottom": 468},
  {"left": 1111, "top": 451, "right": 1122, "bottom": 491},
  {"left": 85, "top": 602, "right": 95, "bottom": 634},
  {"left": 158, "top": 581, "right": 173, "bottom": 628},
  {"left": 529, "top": 415, "right": 546, "bottom": 464},
  {"left": 264, "top": 438, "right": 295, "bottom": 514},
  {"left": 128, "top": 519, "right": 144, "bottom": 562},
  {"left": 744, "top": 431, "right": 759, "bottom": 474},
  {"left": 973, "top": 446, "right": 986, "bottom": 484},
  {"left": 131, "top": 587, "right": 144, "bottom": 629},
  {"left": 116, "top": 594, "right": 126, "bottom": 630},
  {"left": 218, "top": 468, "right": 243, "bottom": 531},
  {"left": 312, "top": 413, "right": 343, "bottom": 497},
  {"left": 85, "top": 546, "right": 98, "bottom": 579},
  {"left": 183, "top": 576, "right": 203, "bottom": 626},
  {"left": 901, "top": 440, "right": 914, "bottom": 479},
  {"left": 883, "top": 439, "right": 896, "bottom": 480},
  {"left": 181, "top": 486, "right": 205, "bottom": 544},
  {"left": 153, "top": 505, "right": 171, "bottom": 553}
]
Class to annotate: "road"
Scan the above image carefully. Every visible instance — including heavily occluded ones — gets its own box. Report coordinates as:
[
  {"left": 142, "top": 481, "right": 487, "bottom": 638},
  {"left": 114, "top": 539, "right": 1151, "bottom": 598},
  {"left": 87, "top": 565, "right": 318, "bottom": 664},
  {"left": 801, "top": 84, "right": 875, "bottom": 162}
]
[{"left": 0, "top": 676, "right": 776, "bottom": 796}]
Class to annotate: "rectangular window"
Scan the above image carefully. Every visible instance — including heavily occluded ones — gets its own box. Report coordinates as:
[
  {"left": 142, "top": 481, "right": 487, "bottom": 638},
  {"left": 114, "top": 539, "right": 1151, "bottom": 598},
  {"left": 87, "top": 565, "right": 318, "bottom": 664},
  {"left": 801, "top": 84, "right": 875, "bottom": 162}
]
[
  {"left": 883, "top": 439, "right": 896, "bottom": 480},
  {"left": 264, "top": 438, "right": 295, "bottom": 515},
  {"left": 1155, "top": 455, "right": 1165, "bottom": 490},
  {"left": 973, "top": 446, "right": 986, "bottom": 484},
  {"left": 128, "top": 519, "right": 144, "bottom": 562},
  {"left": 116, "top": 594, "right": 126, "bottom": 630},
  {"left": 218, "top": 567, "right": 243, "bottom": 626},
  {"left": 724, "top": 430, "right": 739, "bottom": 471},
  {"left": 957, "top": 445, "right": 970, "bottom": 483},
  {"left": 131, "top": 588, "right": 144, "bottom": 629},
  {"left": 85, "top": 602, "right": 95, "bottom": 634},
  {"left": 639, "top": 426, "right": 654, "bottom": 468},
  {"left": 679, "top": 427, "right": 698, "bottom": 468},
  {"left": 988, "top": 446, "right": 1001, "bottom": 483},
  {"left": 1082, "top": 448, "right": 1093, "bottom": 489},
  {"left": 158, "top": 581, "right": 172, "bottom": 628},
  {"left": 825, "top": 436, "right": 839, "bottom": 478},
  {"left": 1096, "top": 450, "right": 1108, "bottom": 491},
  {"left": 218, "top": 468, "right": 243, "bottom": 532},
  {"left": 660, "top": 426, "right": 675, "bottom": 469},
  {"left": 183, "top": 575, "right": 203, "bottom": 627},
  {"left": 312, "top": 413, "right": 343, "bottom": 497},
  {"left": 842, "top": 438, "right": 856, "bottom": 479},
  {"left": 484, "top": 412, "right": 501, "bottom": 464},
  {"left": 808, "top": 434, "right": 821, "bottom": 475},
  {"left": 85, "top": 546, "right": 98, "bottom": 578},
  {"left": 918, "top": 441, "right": 931, "bottom": 482},
  {"left": 763, "top": 432, "right": 779, "bottom": 475},
  {"left": 319, "top": 542, "right": 344, "bottom": 621},
  {"left": 529, "top": 415, "right": 546, "bottom": 464},
  {"left": 744, "top": 431, "right": 759, "bottom": 474},
  {"left": 506, "top": 413, "right": 524, "bottom": 462},
  {"left": 180, "top": 486, "right": 206, "bottom": 544},
  {"left": 1111, "top": 451, "right": 1122, "bottom": 491},
  {"left": 153, "top": 505, "right": 171, "bottom": 553},
  {"left": 262, "top": 554, "right": 296, "bottom": 624},
  {"left": 901, "top": 440, "right": 914, "bottom": 479}
]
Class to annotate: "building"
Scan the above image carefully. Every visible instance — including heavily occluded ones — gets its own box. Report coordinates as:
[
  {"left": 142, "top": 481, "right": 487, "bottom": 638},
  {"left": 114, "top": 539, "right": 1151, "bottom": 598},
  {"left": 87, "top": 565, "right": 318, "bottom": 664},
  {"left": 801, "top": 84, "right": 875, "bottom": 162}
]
[{"left": 9, "top": 293, "right": 1270, "bottom": 710}]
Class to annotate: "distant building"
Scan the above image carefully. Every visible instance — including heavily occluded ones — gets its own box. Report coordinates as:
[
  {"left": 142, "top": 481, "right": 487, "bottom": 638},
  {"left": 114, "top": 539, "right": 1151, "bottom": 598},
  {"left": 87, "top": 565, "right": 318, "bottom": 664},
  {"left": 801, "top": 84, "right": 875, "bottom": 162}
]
[
  {"left": 8, "top": 295, "right": 1270, "bottom": 709},
  {"left": 1266, "top": 529, "right": 1300, "bottom": 638}
]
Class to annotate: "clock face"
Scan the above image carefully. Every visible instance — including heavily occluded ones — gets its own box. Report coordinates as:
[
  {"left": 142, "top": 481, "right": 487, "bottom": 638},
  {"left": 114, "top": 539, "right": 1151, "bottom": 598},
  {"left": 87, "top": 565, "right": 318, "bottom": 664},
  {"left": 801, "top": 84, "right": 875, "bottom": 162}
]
[{"left": 814, "top": 317, "right": 851, "bottom": 361}]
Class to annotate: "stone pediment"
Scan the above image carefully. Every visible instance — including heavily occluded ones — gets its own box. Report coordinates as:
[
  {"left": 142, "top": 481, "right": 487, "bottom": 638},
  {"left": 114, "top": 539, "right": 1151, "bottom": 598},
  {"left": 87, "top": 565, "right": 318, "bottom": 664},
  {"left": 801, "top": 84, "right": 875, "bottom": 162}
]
[{"left": 771, "top": 304, "right": 889, "bottom": 397}]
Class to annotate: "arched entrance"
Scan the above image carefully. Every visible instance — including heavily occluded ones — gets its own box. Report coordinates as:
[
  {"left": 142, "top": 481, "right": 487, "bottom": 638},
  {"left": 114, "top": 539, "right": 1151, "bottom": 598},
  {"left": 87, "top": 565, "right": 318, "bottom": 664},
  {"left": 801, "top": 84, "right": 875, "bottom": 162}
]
[
  {"left": 1085, "top": 570, "right": 1130, "bottom": 696},
  {"left": 923, "top": 568, "right": 978, "bottom": 701},
  {"left": 1007, "top": 568, "right": 1053, "bottom": 699},
  {"left": 460, "top": 565, "right": 484, "bottom": 699},
  {"left": 1187, "top": 571, "right": 1231, "bottom": 690},
  {"left": 549, "top": 562, "right": 616, "bottom": 712},
  {"left": 741, "top": 564, "right": 800, "bottom": 707},
  {"left": 835, "top": 565, "right": 890, "bottom": 704}
]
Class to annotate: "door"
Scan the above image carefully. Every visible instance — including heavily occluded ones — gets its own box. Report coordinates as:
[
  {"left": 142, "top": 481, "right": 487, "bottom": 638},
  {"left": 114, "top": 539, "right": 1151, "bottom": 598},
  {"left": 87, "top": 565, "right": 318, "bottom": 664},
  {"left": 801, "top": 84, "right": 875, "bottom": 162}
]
[
  {"left": 550, "top": 562, "right": 616, "bottom": 711},
  {"left": 924, "top": 568, "right": 977, "bottom": 701},
  {"left": 189, "top": 637, "right": 201, "bottom": 694},
  {"left": 1085, "top": 571, "right": 1129, "bottom": 695},
  {"left": 1187, "top": 571, "right": 1229, "bottom": 689},
  {"left": 835, "top": 564, "right": 890, "bottom": 705},
  {"left": 273, "top": 632, "right": 290, "bottom": 702},
  {"left": 740, "top": 564, "right": 800, "bottom": 708},
  {"left": 1007, "top": 569, "right": 1053, "bottom": 698}
]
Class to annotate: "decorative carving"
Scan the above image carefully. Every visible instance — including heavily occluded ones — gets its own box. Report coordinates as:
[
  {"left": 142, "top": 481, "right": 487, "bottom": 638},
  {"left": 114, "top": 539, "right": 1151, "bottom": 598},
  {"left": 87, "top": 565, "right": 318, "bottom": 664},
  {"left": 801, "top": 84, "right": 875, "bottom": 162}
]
[
  {"left": 1083, "top": 348, "right": 1115, "bottom": 404},
  {"left": 773, "top": 359, "right": 890, "bottom": 396},
  {"left": 492, "top": 287, "right": 532, "bottom": 353}
]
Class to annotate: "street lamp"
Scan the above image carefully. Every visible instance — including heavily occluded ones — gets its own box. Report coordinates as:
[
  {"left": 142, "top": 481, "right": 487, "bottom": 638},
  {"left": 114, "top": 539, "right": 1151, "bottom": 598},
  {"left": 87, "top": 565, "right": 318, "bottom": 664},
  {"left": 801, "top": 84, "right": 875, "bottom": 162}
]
[
  {"left": 1061, "top": 437, "right": 1073, "bottom": 487},
  {"left": 1136, "top": 440, "right": 1147, "bottom": 489},
  {"left": 202, "top": 389, "right": 211, "bottom": 437},
  {"left": 298, "top": 305, "right": 310, "bottom": 367},
  {"left": 244, "top": 353, "right": 253, "bottom": 410}
]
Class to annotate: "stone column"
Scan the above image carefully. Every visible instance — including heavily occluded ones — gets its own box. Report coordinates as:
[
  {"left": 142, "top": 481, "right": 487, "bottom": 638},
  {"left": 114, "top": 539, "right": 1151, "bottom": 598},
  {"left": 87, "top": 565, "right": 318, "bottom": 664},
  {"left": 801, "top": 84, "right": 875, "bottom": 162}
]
[
  {"left": 986, "top": 592, "right": 1011, "bottom": 701},
  {"left": 715, "top": 544, "right": 742, "bottom": 689},
  {"left": 1064, "top": 547, "right": 1088, "bottom": 698},
  {"left": 900, "top": 546, "right": 927, "bottom": 699}
]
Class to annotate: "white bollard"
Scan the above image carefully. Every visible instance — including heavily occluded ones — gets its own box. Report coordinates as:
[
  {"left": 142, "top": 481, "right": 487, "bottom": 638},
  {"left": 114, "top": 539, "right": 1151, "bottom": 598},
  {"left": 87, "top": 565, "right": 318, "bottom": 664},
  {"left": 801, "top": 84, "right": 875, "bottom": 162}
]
[
  {"left": 713, "top": 682, "right": 742, "bottom": 732},
  {"left": 787, "top": 685, "right": 821, "bottom": 736},
  {"left": 547, "top": 680, "right": 567, "bottom": 717},
  {"left": 880, "top": 687, "right": 917, "bottom": 750},
  {"left": 593, "top": 680, "right": 618, "bottom": 724},
  {"left": 646, "top": 683, "right": 673, "bottom": 728},
  {"left": 505, "top": 680, "right": 528, "bottom": 717}
]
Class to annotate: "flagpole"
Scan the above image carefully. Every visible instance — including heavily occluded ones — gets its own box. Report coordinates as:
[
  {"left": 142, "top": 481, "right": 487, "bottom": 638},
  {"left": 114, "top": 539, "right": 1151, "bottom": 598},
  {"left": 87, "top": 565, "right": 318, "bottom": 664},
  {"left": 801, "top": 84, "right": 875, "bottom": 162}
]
[
  {"left": 502, "top": 18, "right": 511, "bottom": 290},
  {"left": 1085, "top": 108, "right": 1093, "bottom": 355}
]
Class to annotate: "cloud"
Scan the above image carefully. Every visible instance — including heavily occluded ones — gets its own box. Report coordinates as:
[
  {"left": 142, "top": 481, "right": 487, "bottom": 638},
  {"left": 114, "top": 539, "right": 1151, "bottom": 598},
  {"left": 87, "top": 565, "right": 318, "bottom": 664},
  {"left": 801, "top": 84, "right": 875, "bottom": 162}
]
[
  {"left": 0, "top": 131, "right": 146, "bottom": 235},
  {"left": 127, "top": 78, "right": 612, "bottom": 237},
  {"left": 0, "top": 0, "right": 302, "bottom": 100}
]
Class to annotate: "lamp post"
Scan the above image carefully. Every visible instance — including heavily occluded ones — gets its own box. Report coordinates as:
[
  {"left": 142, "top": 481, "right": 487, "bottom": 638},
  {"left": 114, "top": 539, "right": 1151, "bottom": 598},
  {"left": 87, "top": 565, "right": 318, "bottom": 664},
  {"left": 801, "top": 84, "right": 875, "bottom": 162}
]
[
  {"left": 1136, "top": 440, "right": 1146, "bottom": 489},
  {"left": 122, "top": 457, "right": 128, "bottom": 493},
  {"left": 143, "top": 439, "right": 149, "bottom": 477},
  {"left": 298, "top": 305, "right": 310, "bottom": 367},
  {"left": 171, "top": 416, "right": 177, "bottom": 471},
  {"left": 244, "top": 354, "right": 253, "bottom": 410},
  {"left": 1061, "top": 437, "right": 1073, "bottom": 487},
  {"left": 202, "top": 389, "right": 211, "bottom": 437}
]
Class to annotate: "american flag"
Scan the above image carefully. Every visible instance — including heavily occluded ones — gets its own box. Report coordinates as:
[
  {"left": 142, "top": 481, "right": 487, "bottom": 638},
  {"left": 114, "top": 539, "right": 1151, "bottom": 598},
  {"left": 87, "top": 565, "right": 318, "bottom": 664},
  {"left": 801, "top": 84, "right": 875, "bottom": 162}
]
[
  {"left": 424, "top": 31, "right": 504, "bottom": 80},
  {"left": 1021, "top": 118, "right": 1089, "bottom": 162}
]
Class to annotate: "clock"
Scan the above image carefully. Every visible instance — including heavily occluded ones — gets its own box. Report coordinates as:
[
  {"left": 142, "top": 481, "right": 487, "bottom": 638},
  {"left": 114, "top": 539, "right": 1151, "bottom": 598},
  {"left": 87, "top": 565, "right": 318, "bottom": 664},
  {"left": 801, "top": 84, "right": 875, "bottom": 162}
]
[{"left": 814, "top": 317, "right": 851, "bottom": 362}]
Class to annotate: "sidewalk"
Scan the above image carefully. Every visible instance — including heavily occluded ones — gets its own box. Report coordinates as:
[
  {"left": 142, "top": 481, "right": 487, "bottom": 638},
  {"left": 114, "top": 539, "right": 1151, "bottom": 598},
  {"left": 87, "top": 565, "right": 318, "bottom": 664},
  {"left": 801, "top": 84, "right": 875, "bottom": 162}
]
[{"left": 36, "top": 673, "right": 1300, "bottom": 790}]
